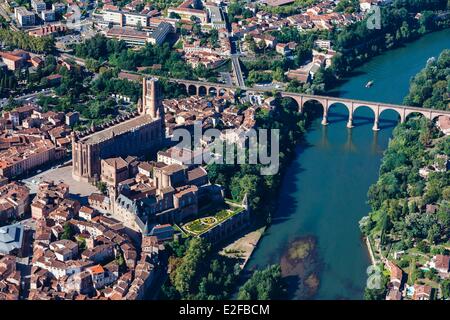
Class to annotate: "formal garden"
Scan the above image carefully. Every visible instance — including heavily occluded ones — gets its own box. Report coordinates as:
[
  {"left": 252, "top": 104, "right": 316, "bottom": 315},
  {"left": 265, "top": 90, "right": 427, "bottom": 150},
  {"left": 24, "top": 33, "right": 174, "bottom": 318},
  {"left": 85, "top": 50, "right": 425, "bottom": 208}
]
[{"left": 181, "top": 203, "right": 244, "bottom": 236}]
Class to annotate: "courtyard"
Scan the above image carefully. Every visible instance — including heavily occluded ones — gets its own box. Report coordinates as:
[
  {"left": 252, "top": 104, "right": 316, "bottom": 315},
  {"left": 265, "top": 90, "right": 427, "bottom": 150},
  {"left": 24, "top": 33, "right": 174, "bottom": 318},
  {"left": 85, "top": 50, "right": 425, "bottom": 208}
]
[{"left": 20, "top": 164, "right": 100, "bottom": 204}]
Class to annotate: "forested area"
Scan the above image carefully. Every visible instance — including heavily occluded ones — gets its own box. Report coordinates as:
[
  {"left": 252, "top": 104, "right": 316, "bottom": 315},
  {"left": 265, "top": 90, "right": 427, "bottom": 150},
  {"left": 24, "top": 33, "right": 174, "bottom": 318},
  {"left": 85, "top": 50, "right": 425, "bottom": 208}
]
[
  {"left": 330, "top": 0, "right": 450, "bottom": 78},
  {"left": 238, "top": 265, "right": 285, "bottom": 300},
  {"left": 160, "top": 238, "right": 240, "bottom": 300},
  {"left": 74, "top": 35, "right": 218, "bottom": 81},
  {"left": 403, "top": 50, "right": 450, "bottom": 110},
  {"left": 1, "top": 55, "right": 61, "bottom": 100},
  {"left": 0, "top": 28, "right": 55, "bottom": 53}
]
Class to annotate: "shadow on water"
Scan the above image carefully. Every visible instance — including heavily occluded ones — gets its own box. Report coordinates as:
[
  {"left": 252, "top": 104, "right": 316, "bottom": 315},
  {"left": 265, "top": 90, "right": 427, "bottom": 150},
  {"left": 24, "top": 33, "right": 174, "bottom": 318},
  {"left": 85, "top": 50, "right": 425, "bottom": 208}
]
[
  {"left": 283, "top": 275, "right": 301, "bottom": 298},
  {"left": 270, "top": 142, "right": 310, "bottom": 226},
  {"left": 327, "top": 112, "right": 348, "bottom": 124},
  {"left": 352, "top": 115, "right": 375, "bottom": 126},
  {"left": 378, "top": 119, "right": 399, "bottom": 130}
]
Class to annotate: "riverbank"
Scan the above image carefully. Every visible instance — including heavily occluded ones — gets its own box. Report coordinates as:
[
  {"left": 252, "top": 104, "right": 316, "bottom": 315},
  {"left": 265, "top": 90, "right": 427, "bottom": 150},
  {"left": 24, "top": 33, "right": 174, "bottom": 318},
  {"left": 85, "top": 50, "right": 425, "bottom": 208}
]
[
  {"left": 220, "top": 226, "right": 266, "bottom": 269},
  {"left": 365, "top": 236, "right": 378, "bottom": 267}
]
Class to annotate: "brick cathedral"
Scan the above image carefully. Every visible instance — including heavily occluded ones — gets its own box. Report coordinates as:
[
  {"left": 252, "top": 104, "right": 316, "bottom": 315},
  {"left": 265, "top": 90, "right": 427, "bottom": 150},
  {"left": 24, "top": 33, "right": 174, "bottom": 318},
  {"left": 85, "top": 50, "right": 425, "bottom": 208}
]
[{"left": 71, "top": 77, "right": 165, "bottom": 182}]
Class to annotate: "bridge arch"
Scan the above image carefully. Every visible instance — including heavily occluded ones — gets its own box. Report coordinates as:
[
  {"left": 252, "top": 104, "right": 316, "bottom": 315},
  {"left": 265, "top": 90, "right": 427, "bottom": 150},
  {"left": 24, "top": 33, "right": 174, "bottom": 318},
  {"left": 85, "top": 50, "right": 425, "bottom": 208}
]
[
  {"left": 188, "top": 84, "right": 197, "bottom": 95},
  {"left": 278, "top": 96, "right": 303, "bottom": 113},
  {"left": 218, "top": 88, "right": 227, "bottom": 97},
  {"left": 198, "top": 86, "right": 207, "bottom": 96},
  {"left": 404, "top": 111, "right": 429, "bottom": 123},
  {"left": 302, "top": 97, "right": 327, "bottom": 111},
  {"left": 327, "top": 102, "right": 350, "bottom": 126},
  {"left": 378, "top": 108, "right": 402, "bottom": 130},
  {"left": 379, "top": 107, "right": 402, "bottom": 122},
  {"left": 178, "top": 82, "right": 188, "bottom": 94},
  {"left": 353, "top": 103, "right": 378, "bottom": 114},
  {"left": 302, "top": 98, "right": 327, "bottom": 125},
  {"left": 432, "top": 114, "right": 447, "bottom": 123},
  {"left": 279, "top": 93, "right": 303, "bottom": 112},
  {"left": 208, "top": 87, "right": 217, "bottom": 96},
  {"left": 352, "top": 105, "right": 377, "bottom": 129},
  {"left": 327, "top": 100, "right": 351, "bottom": 115},
  {"left": 404, "top": 109, "right": 431, "bottom": 121}
]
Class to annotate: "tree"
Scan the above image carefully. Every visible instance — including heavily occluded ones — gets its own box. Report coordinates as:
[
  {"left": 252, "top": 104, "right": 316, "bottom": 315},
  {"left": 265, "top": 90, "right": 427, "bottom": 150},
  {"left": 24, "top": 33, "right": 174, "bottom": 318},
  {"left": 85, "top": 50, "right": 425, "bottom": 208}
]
[
  {"left": 442, "top": 279, "right": 450, "bottom": 299},
  {"left": 85, "top": 58, "right": 100, "bottom": 73},
  {"left": 136, "top": 20, "right": 142, "bottom": 31},
  {"left": 96, "top": 181, "right": 107, "bottom": 194},
  {"left": 115, "top": 251, "right": 126, "bottom": 271},
  {"left": 169, "top": 12, "right": 181, "bottom": 19},
  {"left": 172, "top": 238, "right": 210, "bottom": 296},
  {"left": 62, "top": 223, "right": 75, "bottom": 240},
  {"left": 238, "top": 265, "right": 284, "bottom": 300}
]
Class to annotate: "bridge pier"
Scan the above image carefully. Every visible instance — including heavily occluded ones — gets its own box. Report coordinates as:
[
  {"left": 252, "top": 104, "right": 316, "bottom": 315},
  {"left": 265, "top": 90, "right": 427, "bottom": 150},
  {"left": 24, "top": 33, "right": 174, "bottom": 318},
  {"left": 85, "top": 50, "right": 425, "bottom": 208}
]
[
  {"left": 346, "top": 113, "right": 354, "bottom": 128},
  {"left": 321, "top": 113, "right": 328, "bottom": 126},
  {"left": 372, "top": 117, "right": 380, "bottom": 131}
]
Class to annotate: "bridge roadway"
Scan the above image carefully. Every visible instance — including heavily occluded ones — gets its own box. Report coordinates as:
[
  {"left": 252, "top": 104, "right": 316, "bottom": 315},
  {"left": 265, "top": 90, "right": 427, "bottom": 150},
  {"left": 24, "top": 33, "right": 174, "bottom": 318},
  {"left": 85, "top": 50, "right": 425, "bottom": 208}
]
[
  {"left": 231, "top": 55, "right": 246, "bottom": 89},
  {"left": 168, "top": 78, "right": 450, "bottom": 131}
]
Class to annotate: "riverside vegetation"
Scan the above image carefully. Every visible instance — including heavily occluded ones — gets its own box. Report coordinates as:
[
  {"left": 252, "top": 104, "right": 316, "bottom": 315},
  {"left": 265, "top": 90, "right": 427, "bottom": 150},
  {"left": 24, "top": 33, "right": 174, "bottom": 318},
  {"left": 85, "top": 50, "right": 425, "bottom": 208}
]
[{"left": 360, "top": 49, "right": 450, "bottom": 300}]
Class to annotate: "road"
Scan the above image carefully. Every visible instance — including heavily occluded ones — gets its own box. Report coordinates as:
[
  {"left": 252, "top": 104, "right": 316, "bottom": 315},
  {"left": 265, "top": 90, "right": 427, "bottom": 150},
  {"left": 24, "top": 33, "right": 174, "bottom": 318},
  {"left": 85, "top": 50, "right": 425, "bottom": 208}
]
[
  {"left": 16, "top": 89, "right": 53, "bottom": 101},
  {"left": 220, "top": 72, "right": 233, "bottom": 86},
  {"left": 59, "top": 52, "right": 88, "bottom": 67},
  {"left": 0, "top": 3, "right": 11, "bottom": 22},
  {"left": 0, "top": 88, "right": 54, "bottom": 108},
  {"left": 231, "top": 55, "right": 246, "bottom": 89}
]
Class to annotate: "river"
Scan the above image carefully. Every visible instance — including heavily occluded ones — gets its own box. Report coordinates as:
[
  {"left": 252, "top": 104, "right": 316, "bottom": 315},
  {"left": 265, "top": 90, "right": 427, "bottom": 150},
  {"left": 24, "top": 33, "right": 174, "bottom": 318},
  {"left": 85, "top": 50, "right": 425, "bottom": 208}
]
[{"left": 244, "top": 29, "right": 450, "bottom": 300}]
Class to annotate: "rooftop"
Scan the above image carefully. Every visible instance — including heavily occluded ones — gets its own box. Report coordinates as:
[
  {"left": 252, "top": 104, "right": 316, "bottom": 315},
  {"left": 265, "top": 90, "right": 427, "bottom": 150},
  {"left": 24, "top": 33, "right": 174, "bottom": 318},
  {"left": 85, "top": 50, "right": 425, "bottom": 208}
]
[
  {"left": 0, "top": 223, "right": 24, "bottom": 254},
  {"left": 79, "top": 114, "right": 154, "bottom": 145}
]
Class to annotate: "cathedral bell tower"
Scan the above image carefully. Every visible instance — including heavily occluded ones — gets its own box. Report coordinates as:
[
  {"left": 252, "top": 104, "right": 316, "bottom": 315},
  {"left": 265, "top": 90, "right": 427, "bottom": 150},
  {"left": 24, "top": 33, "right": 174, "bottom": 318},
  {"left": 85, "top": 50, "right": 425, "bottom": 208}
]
[{"left": 140, "top": 77, "right": 164, "bottom": 120}]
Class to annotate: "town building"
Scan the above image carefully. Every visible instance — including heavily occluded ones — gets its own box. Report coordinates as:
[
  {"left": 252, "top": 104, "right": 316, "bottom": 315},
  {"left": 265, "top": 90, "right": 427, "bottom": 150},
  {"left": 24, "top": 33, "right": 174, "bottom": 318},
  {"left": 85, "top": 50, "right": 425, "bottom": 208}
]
[
  {"left": 0, "top": 255, "right": 21, "bottom": 300},
  {"left": 437, "top": 116, "right": 450, "bottom": 135},
  {"left": 41, "top": 10, "right": 56, "bottom": 22},
  {"left": 65, "top": 111, "right": 80, "bottom": 126},
  {"left": 206, "top": 3, "right": 225, "bottom": 29},
  {"left": 0, "top": 133, "right": 66, "bottom": 179},
  {"left": 149, "top": 22, "right": 173, "bottom": 45},
  {"left": 167, "top": 0, "right": 208, "bottom": 24},
  {"left": 430, "top": 255, "right": 450, "bottom": 276},
  {"left": 0, "top": 182, "right": 30, "bottom": 222},
  {"left": 15, "top": 7, "right": 36, "bottom": 27},
  {"left": 52, "top": 3, "right": 66, "bottom": 14},
  {"left": 412, "top": 284, "right": 432, "bottom": 300},
  {"left": 105, "top": 22, "right": 172, "bottom": 46},
  {"left": 31, "top": 0, "right": 47, "bottom": 13},
  {"left": 31, "top": 180, "right": 69, "bottom": 220},
  {"left": 0, "top": 50, "right": 29, "bottom": 71},
  {"left": 0, "top": 223, "right": 24, "bottom": 255}
]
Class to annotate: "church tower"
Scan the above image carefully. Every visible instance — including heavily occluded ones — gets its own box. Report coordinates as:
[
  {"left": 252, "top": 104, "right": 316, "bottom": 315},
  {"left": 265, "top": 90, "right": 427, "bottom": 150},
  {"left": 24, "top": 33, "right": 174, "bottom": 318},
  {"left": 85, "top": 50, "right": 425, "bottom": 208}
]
[{"left": 141, "top": 77, "right": 164, "bottom": 120}]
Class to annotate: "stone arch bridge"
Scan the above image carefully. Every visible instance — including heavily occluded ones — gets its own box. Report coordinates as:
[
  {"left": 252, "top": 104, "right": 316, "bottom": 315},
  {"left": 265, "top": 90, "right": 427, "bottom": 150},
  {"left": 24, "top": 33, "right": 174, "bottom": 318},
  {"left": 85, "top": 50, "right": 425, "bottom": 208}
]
[{"left": 169, "top": 78, "right": 450, "bottom": 131}]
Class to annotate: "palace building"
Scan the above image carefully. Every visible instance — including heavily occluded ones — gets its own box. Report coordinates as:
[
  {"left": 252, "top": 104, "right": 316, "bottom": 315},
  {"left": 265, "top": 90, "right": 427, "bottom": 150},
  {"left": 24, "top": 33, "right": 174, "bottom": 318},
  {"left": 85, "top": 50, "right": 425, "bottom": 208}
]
[{"left": 72, "top": 77, "right": 165, "bottom": 182}]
